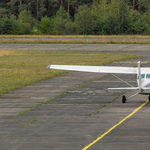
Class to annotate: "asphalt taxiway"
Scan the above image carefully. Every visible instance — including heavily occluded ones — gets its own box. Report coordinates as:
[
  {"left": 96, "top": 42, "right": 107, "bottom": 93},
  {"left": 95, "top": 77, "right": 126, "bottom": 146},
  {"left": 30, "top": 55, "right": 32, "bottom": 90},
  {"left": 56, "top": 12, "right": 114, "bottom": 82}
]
[{"left": 0, "top": 44, "right": 150, "bottom": 150}]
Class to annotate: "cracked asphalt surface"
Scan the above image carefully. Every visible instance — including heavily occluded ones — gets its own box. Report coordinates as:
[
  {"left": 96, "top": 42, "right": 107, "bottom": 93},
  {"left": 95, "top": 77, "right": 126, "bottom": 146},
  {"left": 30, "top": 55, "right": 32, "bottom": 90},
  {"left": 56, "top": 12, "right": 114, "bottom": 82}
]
[{"left": 0, "top": 44, "right": 150, "bottom": 150}]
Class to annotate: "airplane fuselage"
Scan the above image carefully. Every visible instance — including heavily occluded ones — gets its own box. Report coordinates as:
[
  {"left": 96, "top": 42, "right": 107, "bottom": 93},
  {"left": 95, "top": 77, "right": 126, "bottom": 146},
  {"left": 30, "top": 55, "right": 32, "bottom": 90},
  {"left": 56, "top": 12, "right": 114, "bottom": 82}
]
[{"left": 137, "top": 73, "right": 150, "bottom": 95}]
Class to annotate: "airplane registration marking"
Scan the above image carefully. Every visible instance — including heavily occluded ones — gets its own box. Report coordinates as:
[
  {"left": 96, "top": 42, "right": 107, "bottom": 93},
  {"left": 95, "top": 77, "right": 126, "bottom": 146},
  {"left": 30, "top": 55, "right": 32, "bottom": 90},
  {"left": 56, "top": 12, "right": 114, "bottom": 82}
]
[{"left": 82, "top": 100, "right": 149, "bottom": 150}]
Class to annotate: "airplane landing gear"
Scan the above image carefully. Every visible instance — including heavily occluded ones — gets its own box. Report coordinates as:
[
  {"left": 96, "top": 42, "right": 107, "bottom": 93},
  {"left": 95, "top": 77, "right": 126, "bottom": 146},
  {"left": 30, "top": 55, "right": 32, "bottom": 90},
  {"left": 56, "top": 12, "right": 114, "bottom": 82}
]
[
  {"left": 122, "top": 95, "right": 126, "bottom": 103},
  {"left": 149, "top": 95, "right": 150, "bottom": 102}
]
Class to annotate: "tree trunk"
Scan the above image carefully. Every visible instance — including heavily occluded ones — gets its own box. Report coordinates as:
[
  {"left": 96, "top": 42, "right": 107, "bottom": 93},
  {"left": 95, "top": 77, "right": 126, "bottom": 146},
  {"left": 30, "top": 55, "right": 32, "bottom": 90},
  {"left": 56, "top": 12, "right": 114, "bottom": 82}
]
[
  {"left": 68, "top": 0, "right": 70, "bottom": 13},
  {"left": 61, "top": 0, "right": 63, "bottom": 5},
  {"left": 20, "top": 0, "right": 22, "bottom": 6},
  {"left": 133, "top": 0, "right": 135, "bottom": 8}
]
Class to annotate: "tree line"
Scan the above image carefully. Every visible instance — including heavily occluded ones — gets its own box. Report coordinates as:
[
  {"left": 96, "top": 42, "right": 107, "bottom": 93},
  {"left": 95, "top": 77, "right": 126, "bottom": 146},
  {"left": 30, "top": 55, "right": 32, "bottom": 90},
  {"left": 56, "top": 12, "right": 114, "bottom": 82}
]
[{"left": 0, "top": 0, "right": 150, "bottom": 35}]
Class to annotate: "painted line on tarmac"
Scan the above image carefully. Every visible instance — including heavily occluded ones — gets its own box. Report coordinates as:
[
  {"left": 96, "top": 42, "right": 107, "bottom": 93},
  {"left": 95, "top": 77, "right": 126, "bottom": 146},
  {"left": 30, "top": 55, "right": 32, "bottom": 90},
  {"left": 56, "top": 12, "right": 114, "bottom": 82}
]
[{"left": 82, "top": 100, "right": 149, "bottom": 150}]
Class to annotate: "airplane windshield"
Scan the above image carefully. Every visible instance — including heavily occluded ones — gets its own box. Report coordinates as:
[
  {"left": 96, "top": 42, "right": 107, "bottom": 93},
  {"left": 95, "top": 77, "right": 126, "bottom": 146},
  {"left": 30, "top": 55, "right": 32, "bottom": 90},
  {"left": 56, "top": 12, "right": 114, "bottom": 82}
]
[
  {"left": 146, "top": 74, "right": 150, "bottom": 78},
  {"left": 141, "top": 74, "right": 145, "bottom": 78},
  {"left": 137, "top": 74, "right": 145, "bottom": 79}
]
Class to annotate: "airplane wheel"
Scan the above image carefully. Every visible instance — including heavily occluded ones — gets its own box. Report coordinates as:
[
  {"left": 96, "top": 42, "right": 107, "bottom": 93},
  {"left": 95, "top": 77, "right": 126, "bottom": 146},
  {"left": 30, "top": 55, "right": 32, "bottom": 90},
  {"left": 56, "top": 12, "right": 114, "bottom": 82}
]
[{"left": 122, "top": 95, "right": 126, "bottom": 103}]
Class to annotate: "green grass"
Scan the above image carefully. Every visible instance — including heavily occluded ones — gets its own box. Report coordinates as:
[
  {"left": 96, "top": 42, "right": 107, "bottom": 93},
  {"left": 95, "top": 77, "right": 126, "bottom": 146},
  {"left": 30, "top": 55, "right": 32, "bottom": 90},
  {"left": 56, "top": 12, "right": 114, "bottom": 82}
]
[
  {"left": 0, "top": 118, "right": 41, "bottom": 138},
  {"left": 19, "top": 118, "right": 41, "bottom": 129},
  {"left": 0, "top": 50, "right": 138, "bottom": 96}
]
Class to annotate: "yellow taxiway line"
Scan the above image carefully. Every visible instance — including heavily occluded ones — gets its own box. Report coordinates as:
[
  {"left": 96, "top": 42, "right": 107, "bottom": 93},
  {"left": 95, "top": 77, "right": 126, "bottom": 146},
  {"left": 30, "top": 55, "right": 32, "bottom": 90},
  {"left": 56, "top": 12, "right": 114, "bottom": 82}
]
[{"left": 82, "top": 100, "right": 149, "bottom": 150}]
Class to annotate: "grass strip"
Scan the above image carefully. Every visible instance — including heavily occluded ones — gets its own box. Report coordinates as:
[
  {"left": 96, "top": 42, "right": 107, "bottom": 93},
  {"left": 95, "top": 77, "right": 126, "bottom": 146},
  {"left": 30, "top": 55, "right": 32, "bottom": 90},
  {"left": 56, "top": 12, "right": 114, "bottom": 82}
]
[
  {"left": 19, "top": 118, "right": 41, "bottom": 129},
  {"left": 0, "top": 35, "right": 150, "bottom": 38},
  {"left": 0, "top": 35, "right": 150, "bottom": 44},
  {"left": 1, "top": 39, "right": 150, "bottom": 44},
  {"left": 0, "top": 118, "right": 41, "bottom": 139}
]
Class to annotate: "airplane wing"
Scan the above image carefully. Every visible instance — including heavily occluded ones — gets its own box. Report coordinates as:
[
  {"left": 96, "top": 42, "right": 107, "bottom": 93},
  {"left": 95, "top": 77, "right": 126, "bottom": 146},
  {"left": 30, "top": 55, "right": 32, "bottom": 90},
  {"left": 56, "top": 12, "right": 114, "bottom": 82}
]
[{"left": 47, "top": 65, "right": 137, "bottom": 74}]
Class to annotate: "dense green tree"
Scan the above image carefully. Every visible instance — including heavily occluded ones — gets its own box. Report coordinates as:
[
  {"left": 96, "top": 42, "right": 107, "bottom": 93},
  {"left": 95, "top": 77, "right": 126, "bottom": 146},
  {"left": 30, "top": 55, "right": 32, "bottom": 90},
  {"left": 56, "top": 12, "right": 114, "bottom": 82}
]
[
  {"left": 144, "top": 9, "right": 150, "bottom": 34},
  {"left": 6, "top": 0, "right": 20, "bottom": 16},
  {"left": 18, "top": 10, "right": 35, "bottom": 24},
  {"left": 138, "top": 0, "right": 150, "bottom": 13},
  {"left": 5, "top": 0, "right": 46, "bottom": 21},
  {"left": 0, "top": 8, "right": 8, "bottom": 17},
  {"left": 105, "top": 12, "right": 115, "bottom": 34},
  {"left": 44, "top": 0, "right": 60, "bottom": 17},
  {"left": 128, "top": 9, "right": 148, "bottom": 34},
  {"left": 0, "top": 0, "right": 150, "bottom": 35},
  {"left": 11, "top": 19, "right": 21, "bottom": 34},
  {"left": 109, "top": 0, "right": 129, "bottom": 34},
  {"left": 39, "top": 16, "right": 55, "bottom": 34},
  {"left": 18, "top": 21, "right": 31, "bottom": 34},
  {"left": 0, "top": 14, "right": 12, "bottom": 34},
  {"left": 74, "top": 5, "right": 94, "bottom": 34},
  {"left": 0, "top": 1, "right": 9, "bottom": 17},
  {"left": 55, "top": 6, "right": 71, "bottom": 34},
  {"left": 25, "top": 0, "right": 46, "bottom": 21},
  {"left": 91, "top": 0, "right": 109, "bottom": 34}
]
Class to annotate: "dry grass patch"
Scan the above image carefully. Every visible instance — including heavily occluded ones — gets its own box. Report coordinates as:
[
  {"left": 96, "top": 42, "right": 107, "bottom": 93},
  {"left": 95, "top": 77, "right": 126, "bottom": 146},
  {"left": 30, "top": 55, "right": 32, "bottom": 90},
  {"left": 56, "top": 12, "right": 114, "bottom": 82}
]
[
  {"left": 0, "top": 50, "right": 23, "bottom": 56},
  {"left": 0, "top": 35, "right": 150, "bottom": 44},
  {"left": 0, "top": 38, "right": 150, "bottom": 44},
  {"left": 0, "top": 50, "right": 137, "bottom": 96},
  {"left": 0, "top": 35, "right": 150, "bottom": 38}
]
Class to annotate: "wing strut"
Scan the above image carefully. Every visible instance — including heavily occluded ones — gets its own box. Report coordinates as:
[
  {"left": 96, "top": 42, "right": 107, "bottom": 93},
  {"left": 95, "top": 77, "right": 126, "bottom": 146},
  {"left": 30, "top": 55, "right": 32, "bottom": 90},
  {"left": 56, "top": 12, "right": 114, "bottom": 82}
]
[
  {"left": 127, "top": 92, "right": 139, "bottom": 100},
  {"left": 110, "top": 73, "right": 134, "bottom": 87}
]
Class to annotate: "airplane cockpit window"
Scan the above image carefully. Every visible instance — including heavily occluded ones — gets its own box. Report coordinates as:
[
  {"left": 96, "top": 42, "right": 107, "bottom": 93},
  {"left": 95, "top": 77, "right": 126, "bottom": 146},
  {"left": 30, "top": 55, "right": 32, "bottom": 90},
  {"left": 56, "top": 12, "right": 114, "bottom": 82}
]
[
  {"left": 146, "top": 74, "right": 150, "bottom": 78},
  {"left": 137, "top": 74, "right": 145, "bottom": 79},
  {"left": 141, "top": 74, "right": 145, "bottom": 78}
]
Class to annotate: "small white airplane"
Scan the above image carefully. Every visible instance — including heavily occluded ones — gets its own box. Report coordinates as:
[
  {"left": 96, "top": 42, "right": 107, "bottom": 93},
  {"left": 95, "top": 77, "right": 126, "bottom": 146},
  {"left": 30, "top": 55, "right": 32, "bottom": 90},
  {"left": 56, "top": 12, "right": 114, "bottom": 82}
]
[{"left": 47, "top": 60, "right": 150, "bottom": 103}]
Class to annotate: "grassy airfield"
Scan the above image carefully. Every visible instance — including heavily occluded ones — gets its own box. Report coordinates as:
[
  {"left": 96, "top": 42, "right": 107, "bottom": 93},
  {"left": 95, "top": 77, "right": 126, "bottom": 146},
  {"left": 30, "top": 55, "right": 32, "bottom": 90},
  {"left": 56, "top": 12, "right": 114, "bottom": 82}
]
[
  {"left": 0, "top": 50, "right": 137, "bottom": 96},
  {"left": 0, "top": 35, "right": 150, "bottom": 44}
]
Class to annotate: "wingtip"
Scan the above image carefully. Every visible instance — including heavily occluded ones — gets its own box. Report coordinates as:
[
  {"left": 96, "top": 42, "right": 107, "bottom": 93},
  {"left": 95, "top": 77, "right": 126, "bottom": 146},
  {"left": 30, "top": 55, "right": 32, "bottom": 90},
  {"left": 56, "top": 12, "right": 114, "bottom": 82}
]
[{"left": 47, "top": 65, "right": 51, "bottom": 68}]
